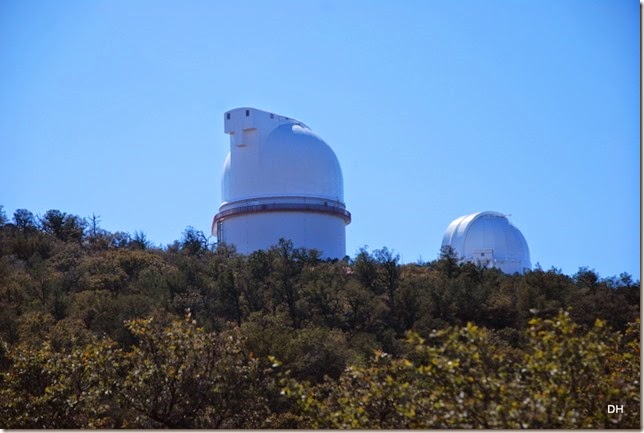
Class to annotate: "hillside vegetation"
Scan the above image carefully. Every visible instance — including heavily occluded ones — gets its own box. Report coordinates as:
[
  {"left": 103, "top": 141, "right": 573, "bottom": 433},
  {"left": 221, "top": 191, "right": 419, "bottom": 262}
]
[{"left": 0, "top": 207, "right": 639, "bottom": 428}]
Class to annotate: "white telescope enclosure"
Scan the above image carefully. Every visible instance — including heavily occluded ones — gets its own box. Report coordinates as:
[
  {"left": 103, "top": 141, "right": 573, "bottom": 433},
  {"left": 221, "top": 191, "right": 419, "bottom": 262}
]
[
  {"left": 212, "top": 107, "right": 350, "bottom": 259},
  {"left": 441, "top": 211, "right": 531, "bottom": 274}
]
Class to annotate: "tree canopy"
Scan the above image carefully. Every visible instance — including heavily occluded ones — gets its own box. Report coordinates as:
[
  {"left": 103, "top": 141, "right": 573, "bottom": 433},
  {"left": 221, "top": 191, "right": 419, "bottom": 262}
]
[{"left": 0, "top": 208, "right": 639, "bottom": 428}]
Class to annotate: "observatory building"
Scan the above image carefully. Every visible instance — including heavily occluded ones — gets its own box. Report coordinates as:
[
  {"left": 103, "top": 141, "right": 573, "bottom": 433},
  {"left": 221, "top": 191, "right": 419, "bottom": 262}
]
[
  {"left": 212, "top": 107, "right": 351, "bottom": 258},
  {"left": 441, "top": 211, "right": 531, "bottom": 274}
]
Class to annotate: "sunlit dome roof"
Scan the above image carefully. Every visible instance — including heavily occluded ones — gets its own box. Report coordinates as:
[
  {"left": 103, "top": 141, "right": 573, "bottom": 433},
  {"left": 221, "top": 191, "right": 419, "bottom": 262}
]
[
  {"left": 441, "top": 211, "right": 531, "bottom": 274},
  {"left": 222, "top": 122, "right": 344, "bottom": 204}
]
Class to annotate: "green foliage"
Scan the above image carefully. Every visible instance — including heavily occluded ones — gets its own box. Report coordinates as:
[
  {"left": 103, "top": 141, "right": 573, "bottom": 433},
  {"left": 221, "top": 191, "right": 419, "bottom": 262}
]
[
  {"left": 40, "top": 209, "right": 87, "bottom": 243},
  {"left": 240, "top": 313, "right": 360, "bottom": 383},
  {"left": 0, "top": 338, "right": 124, "bottom": 428},
  {"left": 285, "top": 312, "right": 640, "bottom": 429},
  {"left": 179, "top": 226, "right": 211, "bottom": 255},
  {"left": 0, "top": 315, "right": 288, "bottom": 428},
  {"left": 120, "top": 315, "right": 276, "bottom": 428},
  {"left": 0, "top": 206, "right": 639, "bottom": 429},
  {"left": 12, "top": 209, "right": 38, "bottom": 232},
  {"left": 520, "top": 312, "right": 638, "bottom": 427}
]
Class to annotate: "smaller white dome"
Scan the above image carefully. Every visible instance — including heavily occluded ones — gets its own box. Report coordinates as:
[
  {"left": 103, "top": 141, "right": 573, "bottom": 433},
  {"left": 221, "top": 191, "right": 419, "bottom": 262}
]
[{"left": 442, "top": 211, "right": 531, "bottom": 274}]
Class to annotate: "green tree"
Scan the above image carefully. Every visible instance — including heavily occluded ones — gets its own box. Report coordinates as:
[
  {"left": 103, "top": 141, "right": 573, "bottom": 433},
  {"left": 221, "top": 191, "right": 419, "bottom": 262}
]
[
  {"left": 129, "top": 231, "right": 151, "bottom": 250},
  {"left": 284, "top": 313, "right": 640, "bottom": 429},
  {"left": 179, "top": 226, "right": 210, "bottom": 255},
  {"left": 120, "top": 314, "right": 279, "bottom": 428},
  {"left": 13, "top": 209, "right": 38, "bottom": 232},
  {"left": 519, "top": 312, "right": 639, "bottom": 427},
  {"left": 40, "top": 209, "right": 86, "bottom": 243},
  {"left": 267, "top": 239, "right": 306, "bottom": 328},
  {"left": 352, "top": 247, "right": 379, "bottom": 293},
  {"left": 0, "top": 338, "right": 125, "bottom": 428}
]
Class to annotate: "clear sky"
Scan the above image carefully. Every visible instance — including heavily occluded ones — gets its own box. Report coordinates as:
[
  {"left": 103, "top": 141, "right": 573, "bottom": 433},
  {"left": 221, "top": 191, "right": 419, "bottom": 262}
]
[{"left": 1, "top": 0, "right": 639, "bottom": 280}]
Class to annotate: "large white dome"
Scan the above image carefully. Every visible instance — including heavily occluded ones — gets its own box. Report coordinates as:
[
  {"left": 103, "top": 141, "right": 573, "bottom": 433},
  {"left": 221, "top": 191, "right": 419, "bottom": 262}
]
[
  {"left": 441, "top": 211, "right": 531, "bottom": 274},
  {"left": 213, "top": 107, "right": 350, "bottom": 259},
  {"left": 222, "top": 122, "right": 343, "bottom": 203}
]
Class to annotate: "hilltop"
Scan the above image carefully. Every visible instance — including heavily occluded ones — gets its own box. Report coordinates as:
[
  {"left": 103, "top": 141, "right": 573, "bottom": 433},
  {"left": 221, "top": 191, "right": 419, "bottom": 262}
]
[{"left": 0, "top": 207, "right": 639, "bottom": 428}]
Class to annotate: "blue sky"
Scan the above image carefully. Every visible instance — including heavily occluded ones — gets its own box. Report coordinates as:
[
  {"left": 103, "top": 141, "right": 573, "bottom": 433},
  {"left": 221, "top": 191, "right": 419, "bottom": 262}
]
[{"left": 1, "top": 0, "right": 639, "bottom": 279}]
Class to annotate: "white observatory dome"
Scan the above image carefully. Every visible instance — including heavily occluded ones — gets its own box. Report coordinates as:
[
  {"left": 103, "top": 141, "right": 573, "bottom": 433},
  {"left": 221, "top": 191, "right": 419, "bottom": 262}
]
[
  {"left": 222, "top": 122, "right": 344, "bottom": 203},
  {"left": 213, "top": 107, "right": 350, "bottom": 259},
  {"left": 441, "top": 211, "right": 531, "bottom": 274}
]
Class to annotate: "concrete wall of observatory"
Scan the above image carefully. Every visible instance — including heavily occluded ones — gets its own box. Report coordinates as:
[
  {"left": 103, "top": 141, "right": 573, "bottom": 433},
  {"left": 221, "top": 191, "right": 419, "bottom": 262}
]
[{"left": 218, "top": 211, "right": 346, "bottom": 258}]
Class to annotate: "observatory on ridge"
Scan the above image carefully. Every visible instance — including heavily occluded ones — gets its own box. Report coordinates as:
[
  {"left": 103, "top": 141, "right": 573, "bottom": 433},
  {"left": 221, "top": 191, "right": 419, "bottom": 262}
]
[
  {"left": 212, "top": 107, "right": 351, "bottom": 259},
  {"left": 441, "top": 211, "right": 531, "bottom": 274}
]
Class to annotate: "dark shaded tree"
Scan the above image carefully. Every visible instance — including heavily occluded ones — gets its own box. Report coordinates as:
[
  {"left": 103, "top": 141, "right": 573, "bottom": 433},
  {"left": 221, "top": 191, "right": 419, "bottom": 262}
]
[{"left": 40, "top": 209, "right": 86, "bottom": 243}]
